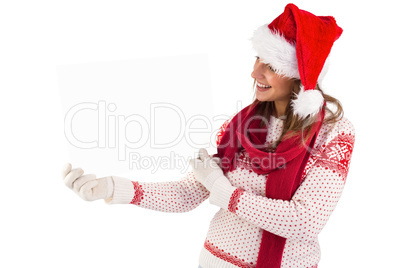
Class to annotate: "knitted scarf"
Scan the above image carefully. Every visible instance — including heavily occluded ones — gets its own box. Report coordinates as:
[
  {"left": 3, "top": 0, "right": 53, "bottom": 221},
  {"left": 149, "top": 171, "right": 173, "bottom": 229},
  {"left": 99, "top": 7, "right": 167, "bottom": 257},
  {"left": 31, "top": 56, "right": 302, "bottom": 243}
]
[{"left": 212, "top": 101, "right": 326, "bottom": 268}]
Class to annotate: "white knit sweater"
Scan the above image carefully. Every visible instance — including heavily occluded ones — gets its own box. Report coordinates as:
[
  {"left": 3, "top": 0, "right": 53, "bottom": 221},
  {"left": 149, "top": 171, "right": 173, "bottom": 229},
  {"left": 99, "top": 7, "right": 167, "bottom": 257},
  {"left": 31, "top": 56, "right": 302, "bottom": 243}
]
[{"left": 105, "top": 110, "right": 356, "bottom": 268}]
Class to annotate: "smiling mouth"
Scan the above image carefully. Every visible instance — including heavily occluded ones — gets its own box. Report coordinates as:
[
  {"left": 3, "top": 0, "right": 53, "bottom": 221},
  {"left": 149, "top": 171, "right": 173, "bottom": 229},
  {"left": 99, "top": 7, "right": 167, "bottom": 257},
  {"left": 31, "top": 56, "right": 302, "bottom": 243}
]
[
  {"left": 257, "top": 81, "right": 272, "bottom": 88},
  {"left": 257, "top": 81, "right": 272, "bottom": 91}
]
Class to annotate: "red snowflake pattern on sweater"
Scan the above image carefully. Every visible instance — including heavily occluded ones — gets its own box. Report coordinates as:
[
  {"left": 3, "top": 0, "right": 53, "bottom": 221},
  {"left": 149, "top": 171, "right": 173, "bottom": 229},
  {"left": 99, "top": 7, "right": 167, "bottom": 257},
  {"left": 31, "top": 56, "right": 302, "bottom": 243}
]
[{"left": 315, "top": 132, "right": 355, "bottom": 181}]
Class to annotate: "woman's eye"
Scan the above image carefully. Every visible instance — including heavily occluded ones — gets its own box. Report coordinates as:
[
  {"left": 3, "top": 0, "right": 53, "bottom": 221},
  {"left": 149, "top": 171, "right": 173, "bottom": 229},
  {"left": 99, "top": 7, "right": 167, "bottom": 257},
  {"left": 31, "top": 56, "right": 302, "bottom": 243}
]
[{"left": 255, "top": 56, "right": 275, "bottom": 72}]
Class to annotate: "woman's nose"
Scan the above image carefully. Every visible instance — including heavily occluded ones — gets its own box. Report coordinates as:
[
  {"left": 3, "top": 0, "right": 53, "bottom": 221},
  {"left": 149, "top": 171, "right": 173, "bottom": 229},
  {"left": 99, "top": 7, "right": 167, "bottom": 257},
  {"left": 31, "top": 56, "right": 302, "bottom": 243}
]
[{"left": 251, "top": 62, "right": 264, "bottom": 79}]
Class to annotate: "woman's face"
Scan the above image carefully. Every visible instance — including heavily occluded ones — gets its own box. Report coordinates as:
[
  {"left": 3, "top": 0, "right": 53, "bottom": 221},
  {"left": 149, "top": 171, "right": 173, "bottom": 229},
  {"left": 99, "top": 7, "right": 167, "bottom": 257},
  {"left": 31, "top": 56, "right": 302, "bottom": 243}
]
[{"left": 251, "top": 57, "right": 294, "bottom": 104}]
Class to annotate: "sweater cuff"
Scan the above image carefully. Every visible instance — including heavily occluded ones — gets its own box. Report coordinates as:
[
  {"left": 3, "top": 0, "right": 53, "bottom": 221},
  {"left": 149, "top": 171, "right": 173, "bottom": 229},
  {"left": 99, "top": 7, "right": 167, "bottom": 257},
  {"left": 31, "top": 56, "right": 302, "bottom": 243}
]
[
  {"left": 208, "top": 179, "right": 237, "bottom": 209},
  {"left": 104, "top": 176, "right": 135, "bottom": 204}
]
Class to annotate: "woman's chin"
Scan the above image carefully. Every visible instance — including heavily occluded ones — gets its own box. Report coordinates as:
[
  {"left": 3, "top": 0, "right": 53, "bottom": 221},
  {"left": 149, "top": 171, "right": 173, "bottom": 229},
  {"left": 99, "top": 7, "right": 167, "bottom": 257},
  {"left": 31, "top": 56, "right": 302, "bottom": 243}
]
[{"left": 256, "top": 92, "right": 271, "bottom": 102}]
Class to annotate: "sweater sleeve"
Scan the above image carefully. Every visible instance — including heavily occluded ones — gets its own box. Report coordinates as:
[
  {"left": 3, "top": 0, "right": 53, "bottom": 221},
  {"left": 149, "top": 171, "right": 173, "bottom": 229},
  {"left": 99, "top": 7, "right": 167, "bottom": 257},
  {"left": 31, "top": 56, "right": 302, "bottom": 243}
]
[
  {"left": 209, "top": 118, "right": 356, "bottom": 242},
  {"left": 104, "top": 171, "right": 210, "bottom": 213}
]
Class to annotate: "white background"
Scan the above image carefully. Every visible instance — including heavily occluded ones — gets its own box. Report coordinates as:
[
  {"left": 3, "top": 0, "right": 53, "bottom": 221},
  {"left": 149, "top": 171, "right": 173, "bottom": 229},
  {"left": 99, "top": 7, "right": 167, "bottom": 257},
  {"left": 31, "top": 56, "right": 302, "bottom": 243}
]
[{"left": 1, "top": 0, "right": 400, "bottom": 267}]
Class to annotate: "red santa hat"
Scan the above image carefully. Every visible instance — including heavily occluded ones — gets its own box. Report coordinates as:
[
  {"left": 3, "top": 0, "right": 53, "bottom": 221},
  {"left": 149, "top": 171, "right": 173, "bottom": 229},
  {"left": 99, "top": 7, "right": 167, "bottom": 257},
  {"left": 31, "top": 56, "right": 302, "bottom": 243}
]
[{"left": 250, "top": 3, "right": 343, "bottom": 119}]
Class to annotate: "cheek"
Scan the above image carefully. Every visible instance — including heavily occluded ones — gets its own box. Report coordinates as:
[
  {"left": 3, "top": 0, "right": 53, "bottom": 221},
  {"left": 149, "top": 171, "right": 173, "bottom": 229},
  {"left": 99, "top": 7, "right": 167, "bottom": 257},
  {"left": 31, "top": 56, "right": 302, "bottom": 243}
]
[
  {"left": 263, "top": 72, "right": 273, "bottom": 81},
  {"left": 270, "top": 77, "right": 294, "bottom": 95},
  {"left": 267, "top": 75, "right": 280, "bottom": 88}
]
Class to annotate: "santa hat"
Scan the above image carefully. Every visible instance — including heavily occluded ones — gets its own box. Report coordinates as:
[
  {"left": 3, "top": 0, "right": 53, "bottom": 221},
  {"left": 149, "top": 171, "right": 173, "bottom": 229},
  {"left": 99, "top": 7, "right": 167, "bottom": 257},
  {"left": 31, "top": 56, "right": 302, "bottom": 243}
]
[{"left": 250, "top": 3, "right": 343, "bottom": 119}]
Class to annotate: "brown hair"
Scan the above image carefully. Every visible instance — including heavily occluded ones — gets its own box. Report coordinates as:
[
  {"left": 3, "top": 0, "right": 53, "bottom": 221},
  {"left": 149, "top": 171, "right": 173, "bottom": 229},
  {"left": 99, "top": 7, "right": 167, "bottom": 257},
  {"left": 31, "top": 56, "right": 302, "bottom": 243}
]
[{"left": 249, "top": 79, "right": 344, "bottom": 151}]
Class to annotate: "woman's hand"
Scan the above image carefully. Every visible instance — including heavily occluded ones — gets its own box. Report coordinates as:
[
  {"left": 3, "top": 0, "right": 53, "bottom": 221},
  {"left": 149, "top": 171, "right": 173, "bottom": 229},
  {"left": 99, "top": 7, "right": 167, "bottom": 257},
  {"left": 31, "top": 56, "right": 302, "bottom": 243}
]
[
  {"left": 61, "top": 163, "right": 114, "bottom": 201},
  {"left": 189, "top": 148, "right": 232, "bottom": 192}
]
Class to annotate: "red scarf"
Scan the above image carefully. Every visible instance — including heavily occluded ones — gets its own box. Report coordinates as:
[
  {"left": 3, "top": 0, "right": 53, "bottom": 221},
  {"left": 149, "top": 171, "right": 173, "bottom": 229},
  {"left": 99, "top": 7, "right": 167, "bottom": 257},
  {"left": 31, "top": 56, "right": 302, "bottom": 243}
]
[{"left": 213, "top": 102, "right": 325, "bottom": 268}]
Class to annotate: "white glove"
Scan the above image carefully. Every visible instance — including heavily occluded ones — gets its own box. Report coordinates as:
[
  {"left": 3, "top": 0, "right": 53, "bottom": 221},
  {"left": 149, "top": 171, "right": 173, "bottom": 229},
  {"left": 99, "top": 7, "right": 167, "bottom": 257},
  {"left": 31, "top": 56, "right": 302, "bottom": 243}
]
[
  {"left": 61, "top": 163, "right": 114, "bottom": 201},
  {"left": 189, "top": 148, "right": 232, "bottom": 192}
]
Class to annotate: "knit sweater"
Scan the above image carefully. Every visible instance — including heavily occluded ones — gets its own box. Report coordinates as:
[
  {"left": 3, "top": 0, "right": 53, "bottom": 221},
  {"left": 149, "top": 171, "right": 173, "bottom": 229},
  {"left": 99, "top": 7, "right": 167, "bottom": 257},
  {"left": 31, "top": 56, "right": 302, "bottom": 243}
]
[{"left": 105, "top": 110, "right": 356, "bottom": 268}]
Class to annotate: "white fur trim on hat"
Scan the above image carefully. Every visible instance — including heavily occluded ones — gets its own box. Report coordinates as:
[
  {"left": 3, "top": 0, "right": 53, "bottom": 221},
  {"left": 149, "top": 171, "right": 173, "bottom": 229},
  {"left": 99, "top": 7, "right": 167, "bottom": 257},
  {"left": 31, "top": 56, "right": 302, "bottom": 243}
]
[
  {"left": 250, "top": 24, "right": 299, "bottom": 79},
  {"left": 250, "top": 24, "right": 330, "bottom": 84},
  {"left": 290, "top": 85, "right": 324, "bottom": 120}
]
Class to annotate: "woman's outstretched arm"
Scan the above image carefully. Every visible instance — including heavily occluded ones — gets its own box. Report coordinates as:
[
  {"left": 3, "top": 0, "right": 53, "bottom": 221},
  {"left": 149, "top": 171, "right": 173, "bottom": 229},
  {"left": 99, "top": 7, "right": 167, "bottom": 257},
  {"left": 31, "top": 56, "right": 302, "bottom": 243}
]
[{"left": 105, "top": 171, "right": 210, "bottom": 213}]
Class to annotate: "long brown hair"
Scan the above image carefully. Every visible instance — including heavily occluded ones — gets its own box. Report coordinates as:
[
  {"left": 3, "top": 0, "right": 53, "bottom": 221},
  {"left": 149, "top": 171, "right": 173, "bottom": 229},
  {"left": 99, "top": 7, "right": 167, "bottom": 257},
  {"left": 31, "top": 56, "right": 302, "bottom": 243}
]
[{"left": 249, "top": 79, "right": 344, "bottom": 151}]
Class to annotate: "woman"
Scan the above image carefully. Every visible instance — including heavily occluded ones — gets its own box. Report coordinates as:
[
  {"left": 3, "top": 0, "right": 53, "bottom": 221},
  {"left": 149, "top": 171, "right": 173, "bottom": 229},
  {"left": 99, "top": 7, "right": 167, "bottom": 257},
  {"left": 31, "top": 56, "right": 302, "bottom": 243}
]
[{"left": 62, "top": 4, "right": 355, "bottom": 268}]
